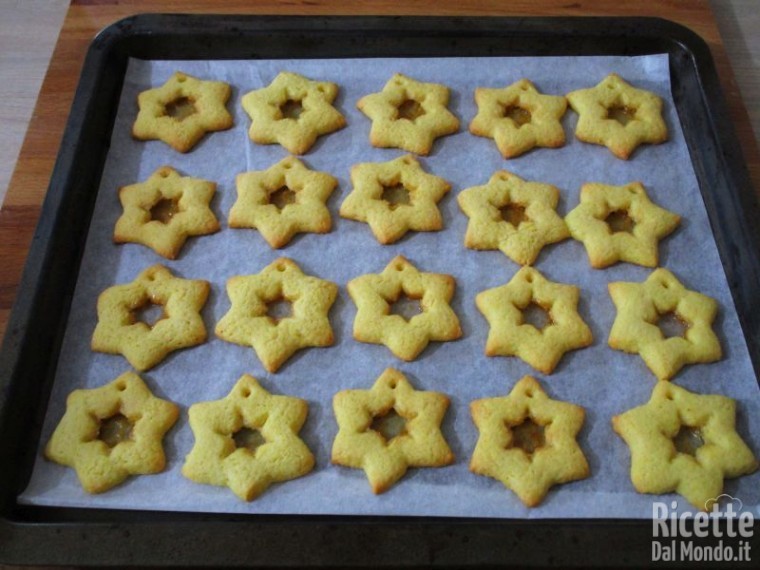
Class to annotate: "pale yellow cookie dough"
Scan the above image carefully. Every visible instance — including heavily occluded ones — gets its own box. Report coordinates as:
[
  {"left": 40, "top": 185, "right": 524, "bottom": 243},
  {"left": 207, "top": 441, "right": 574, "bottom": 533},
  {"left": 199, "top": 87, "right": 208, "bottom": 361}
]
[
  {"left": 457, "top": 170, "right": 569, "bottom": 266},
  {"left": 215, "top": 258, "right": 338, "bottom": 373},
  {"left": 565, "top": 181, "right": 680, "bottom": 268},
  {"left": 132, "top": 71, "right": 233, "bottom": 153},
  {"left": 45, "top": 371, "right": 179, "bottom": 494},
  {"left": 608, "top": 268, "right": 721, "bottom": 381},
  {"left": 470, "top": 79, "right": 567, "bottom": 158},
  {"left": 357, "top": 73, "right": 460, "bottom": 155},
  {"left": 566, "top": 73, "right": 667, "bottom": 159},
  {"left": 229, "top": 156, "right": 337, "bottom": 249},
  {"left": 332, "top": 368, "right": 454, "bottom": 494},
  {"left": 476, "top": 266, "right": 592, "bottom": 374},
  {"left": 183, "top": 374, "right": 314, "bottom": 501},
  {"left": 340, "top": 155, "right": 450, "bottom": 244},
  {"left": 613, "top": 381, "right": 758, "bottom": 510},
  {"left": 470, "top": 375, "right": 589, "bottom": 507},
  {"left": 114, "top": 166, "right": 220, "bottom": 259},
  {"left": 91, "top": 265, "right": 210, "bottom": 371},
  {"left": 241, "top": 71, "right": 346, "bottom": 154},
  {"left": 347, "top": 255, "right": 462, "bottom": 361}
]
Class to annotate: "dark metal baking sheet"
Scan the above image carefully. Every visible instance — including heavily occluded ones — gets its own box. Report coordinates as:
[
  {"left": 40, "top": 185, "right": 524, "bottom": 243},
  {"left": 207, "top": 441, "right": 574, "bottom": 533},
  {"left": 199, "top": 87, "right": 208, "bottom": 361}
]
[{"left": 0, "top": 15, "right": 759, "bottom": 566}]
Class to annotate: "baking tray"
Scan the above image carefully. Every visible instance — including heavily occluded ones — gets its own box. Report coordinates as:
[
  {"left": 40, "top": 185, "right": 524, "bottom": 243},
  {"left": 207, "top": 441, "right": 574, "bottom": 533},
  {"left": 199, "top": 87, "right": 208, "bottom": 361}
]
[{"left": 1, "top": 15, "right": 759, "bottom": 567}]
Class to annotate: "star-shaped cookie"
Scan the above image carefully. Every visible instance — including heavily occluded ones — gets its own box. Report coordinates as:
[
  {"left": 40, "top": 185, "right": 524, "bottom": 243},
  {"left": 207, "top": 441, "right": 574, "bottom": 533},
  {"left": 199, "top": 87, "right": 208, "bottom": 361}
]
[
  {"left": 132, "top": 71, "right": 233, "bottom": 153},
  {"left": 91, "top": 265, "right": 210, "bottom": 371},
  {"left": 347, "top": 255, "right": 462, "bottom": 361},
  {"left": 183, "top": 375, "right": 315, "bottom": 501},
  {"left": 566, "top": 73, "right": 668, "bottom": 159},
  {"left": 565, "top": 181, "right": 680, "bottom": 268},
  {"left": 457, "top": 170, "right": 570, "bottom": 266},
  {"left": 332, "top": 368, "right": 454, "bottom": 494},
  {"left": 229, "top": 156, "right": 338, "bottom": 248},
  {"left": 241, "top": 71, "right": 346, "bottom": 154},
  {"left": 476, "top": 266, "right": 593, "bottom": 374},
  {"left": 470, "top": 375, "right": 589, "bottom": 507},
  {"left": 469, "top": 79, "right": 568, "bottom": 158},
  {"left": 339, "top": 155, "right": 451, "bottom": 244},
  {"left": 608, "top": 268, "right": 722, "bottom": 381},
  {"left": 114, "top": 166, "right": 220, "bottom": 259},
  {"left": 215, "top": 258, "right": 338, "bottom": 372},
  {"left": 612, "top": 381, "right": 758, "bottom": 510},
  {"left": 357, "top": 73, "right": 460, "bottom": 155},
  {"left": 45, "top": 371, "right": 179, "bottom": 493}
]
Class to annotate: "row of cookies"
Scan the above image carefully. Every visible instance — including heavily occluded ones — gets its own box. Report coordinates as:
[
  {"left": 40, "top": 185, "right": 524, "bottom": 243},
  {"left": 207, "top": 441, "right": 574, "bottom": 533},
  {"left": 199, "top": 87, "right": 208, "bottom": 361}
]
[
  {"left": 133, "top": 71, "right": 667, "bottom": 159},
  {"left": 44, "top": 367, "right": 758, "bottom": 510},
  {"left": 117, "top": 157, "right": 679, "bottom": 270},
  {"left": 91, "top": 257, "right": 720, "bottom": 382}
]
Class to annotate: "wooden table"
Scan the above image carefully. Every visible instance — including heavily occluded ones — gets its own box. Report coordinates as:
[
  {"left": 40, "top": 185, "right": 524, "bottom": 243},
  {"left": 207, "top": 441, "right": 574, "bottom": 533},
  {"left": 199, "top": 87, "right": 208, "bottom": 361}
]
[{"left": 0, "top": 0, "right": 757, "bottom": 340}]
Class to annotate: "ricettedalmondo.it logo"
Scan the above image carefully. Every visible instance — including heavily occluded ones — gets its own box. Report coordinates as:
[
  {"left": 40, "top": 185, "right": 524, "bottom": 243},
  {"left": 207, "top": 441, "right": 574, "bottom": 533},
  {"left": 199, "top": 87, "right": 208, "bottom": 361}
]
[{"left": 651, "top": 495, "right": 754, "bottom": 563}]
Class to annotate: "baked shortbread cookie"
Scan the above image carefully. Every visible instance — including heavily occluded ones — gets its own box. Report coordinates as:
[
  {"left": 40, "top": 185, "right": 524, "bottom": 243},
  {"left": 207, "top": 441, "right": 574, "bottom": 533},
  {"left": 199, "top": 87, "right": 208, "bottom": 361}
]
[
  {"left": 612, "top": 381, "right": 758, "bottom": 510},
  {"left": 215, "top": 258, "right": 338, "bottom": 373},
  {"left": 340, "top": 155, "right": 450, "bottom": 244},
  {"left": 347, "top": 255, "right": 462, "bottom": 361},
  {"left": 470, "top": 79, "right": 567, "bottom": 158},
  {"left": 114, "top": 166, "right": 220, "bottom": 259},
  {"left": 566, "top": 73, "right": 668, "bottom": 159},
  {"left": 357, "top": 73, "right": 460, "bottom": 155},
  {"left": 565, "top": 181, "right": 680, "bottom": 268},
  {"left": 91, "top": 265, "right": 210, "bottom": 371},
  {"left": 230, "top": 156, "right": 338, "bottom": 248},
  {"left": 476, "top": 266, "right": 592, "bottom": 374},
  {"left": 470, "top": 375, "right": 589, "bottom": 507},
  {"left": 457, "top": 170, "right": 569, "bottom": 266},
  {"left": 608, "top": 268, "right": 721, "bottom": 381},
  {"left": 183, "top": 375, "right": 314, "bottom": 501},
  {"left": 45, "top": 371, "right": 179, "bottom": 493},
  {"left": 332, "top": 368, "right": 454, "bottom": 494},
  {"left": 132, "top": 71, "right": 233, "bottom": 152},
  {"left": 241, "top": 71, "right": 346, "bottom": 154}
]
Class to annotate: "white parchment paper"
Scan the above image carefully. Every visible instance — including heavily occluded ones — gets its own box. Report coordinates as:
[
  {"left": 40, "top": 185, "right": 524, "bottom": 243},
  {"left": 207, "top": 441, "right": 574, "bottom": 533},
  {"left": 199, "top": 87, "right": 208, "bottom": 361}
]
[{"left": 18, "top": 54, "right": 760, "bottom": 518}]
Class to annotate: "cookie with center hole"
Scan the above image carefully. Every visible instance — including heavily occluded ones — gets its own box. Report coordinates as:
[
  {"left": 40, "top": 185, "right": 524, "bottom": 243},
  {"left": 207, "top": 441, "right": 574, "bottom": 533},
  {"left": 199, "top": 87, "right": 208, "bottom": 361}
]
[
  {"left": 215, "top": 258, "right": 338, "bottom": 373},
  {"left": 566, "top": 73, "right": 668, "bottom": 159},
  {"left": 476, "top": 266, "right": 592, "bottom": 374},
  {"left": 45, "top": 371, "right": 179, "bottom": 493},
  {"left": 357, "top": 73, "right": 460, "bottom": 155},
  {"left": 612, "top": 381, "right": 757, "bottom": 510},
  {"left": 91, "top": 265, "right": 210, "bottom": 371},
  {"left": 114, "top": 166, "right": 220, "bottom": 259},
  {"left": 565, "top": 181, "right": 680, "bottom": 268},
  {"left": 183, "top": 375, "right": 315, "bottom": 501},
  {"left": 347, "top": 255, "right": 462, "bottom": 361},
  {"left": 608, "top": 268, "right": 721, "bottom": 380},
  {"left": 229, "top": 156, "right": 338, "bottom": 249},
  {"left": 132, "top": 71, "right": 233, "bottom": 153},
  {"left": 241, "top": 71, "right": 346, "bottom": 154},
  {"left": 470, "top": 375, "right": 589, "bottom": 507},
  {"left": 457, "top": 169, "right": 569, "bottom": 266},
  {"left": 469, "top": 78, "right": 567, "bottom": 158},
  {"left": 331, "top": 368, "right": 454, "bottom": 494},
  {"left": 340, "top": 155, "right": 451, "bottom": 244}
]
